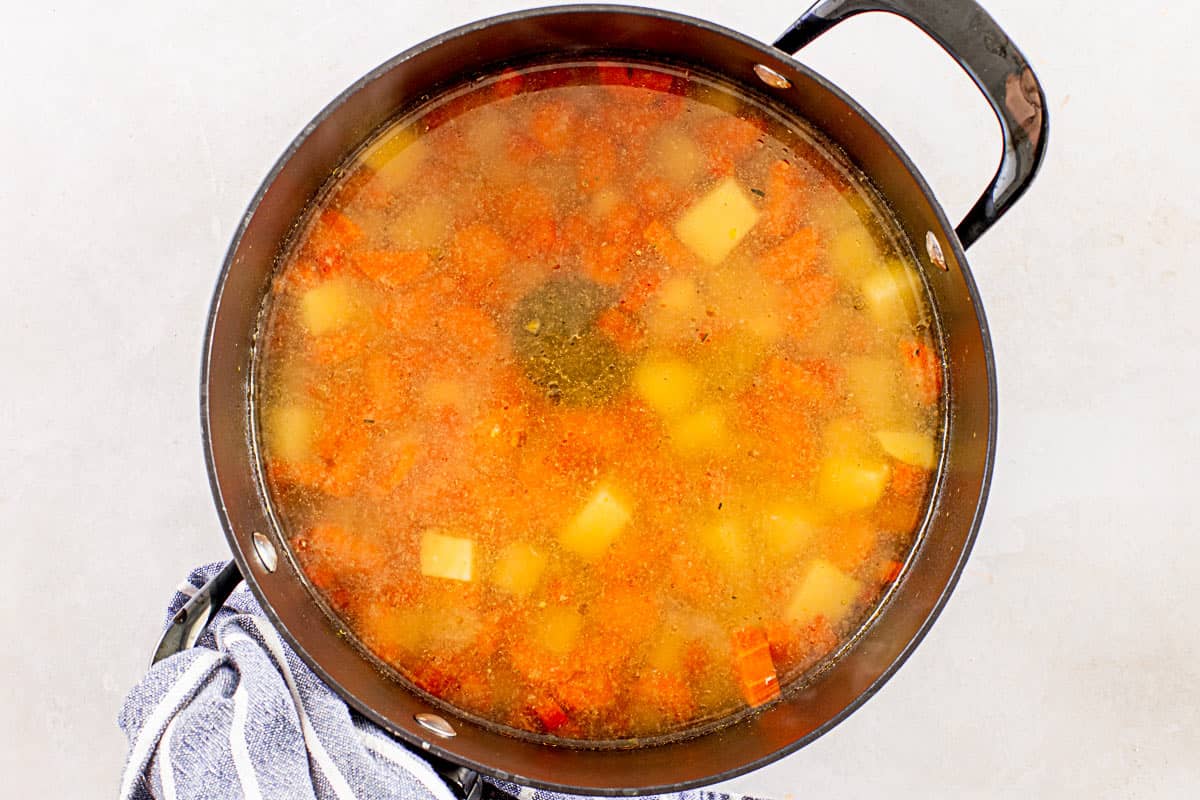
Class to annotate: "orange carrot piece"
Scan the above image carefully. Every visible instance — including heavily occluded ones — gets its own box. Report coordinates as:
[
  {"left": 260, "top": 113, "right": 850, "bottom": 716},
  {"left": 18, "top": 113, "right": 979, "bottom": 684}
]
[
  {"left": 352, "top": 249, "right": 430, "bottom": 287},
  {"left": 701, "top": 116, "right": 764, "bottom": 175},
  {"left": 762, "top": 159, "right": 809, "bottom": 238},
  {"left": 531, "top": 695, "right": 569, "bottom": 733},
  {"left": 824, "top": 517, "right": 877, "bottom": 572},
  {"left": 759, "top": 227, "right": 820, "bottom": 280},
  {"left": 643, "top": 220, "right": 697, "bottom": 273},
  {"left": 731, "top": 626, "right": 781, "bottom": 708},
  {"left": 783, "top": 272, "right": 839, "bottom": 339},
  {"left": 450, "top": 224, "right": 513, "bottom": 298},
  {"left": 890, "top": 461, "right": 928, "bottom": 499},
  {"left": 595, "top": 307, "right": 644, "bottom": 353},
  {"left": 530, "top": 99, "right": 576, "bottom": 152},
  {"left": 900, "top": 338, "right": 943, "bottom": 405},
  {"left": 490, "top": 67, "right": 524, "bottom": 100}
]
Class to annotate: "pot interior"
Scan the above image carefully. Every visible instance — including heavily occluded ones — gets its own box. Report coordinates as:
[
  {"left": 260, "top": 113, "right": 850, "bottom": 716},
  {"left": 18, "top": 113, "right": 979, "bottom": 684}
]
[{"left": 203, "top": 6, "right": 993, "bottom": 793}]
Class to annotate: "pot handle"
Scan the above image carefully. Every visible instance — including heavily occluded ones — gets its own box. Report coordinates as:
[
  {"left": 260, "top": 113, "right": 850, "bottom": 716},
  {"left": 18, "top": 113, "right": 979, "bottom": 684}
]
[
  {"left": 151, "top": 559, "right": 244, "bottom": 665},
  {"left": 773, "top": 0, "right": 1047, "bottom": 249}
]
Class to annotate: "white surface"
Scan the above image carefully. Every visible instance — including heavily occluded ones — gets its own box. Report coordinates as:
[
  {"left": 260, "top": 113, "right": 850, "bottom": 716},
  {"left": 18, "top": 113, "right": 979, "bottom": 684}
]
[{"left": 2, "top": 1, "right": 1197, "bottom": 797}]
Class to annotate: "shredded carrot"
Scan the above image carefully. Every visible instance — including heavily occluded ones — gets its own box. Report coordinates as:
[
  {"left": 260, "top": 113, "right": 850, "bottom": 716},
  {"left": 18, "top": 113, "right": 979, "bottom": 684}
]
[
  {"left": 900, "top": 338, "right": 943, "bottom": 405},
  {"left": 352, "top": 249, "right": 430, "bottom": 287},
  {"left": 731, "top": 626, "right": 781, "bottom": 708},
  {"left": 762, "top": 159, "right": 809, "bottom": 238},
  {"left": 759, "top": 227, "right": 820, "bottom": 280}
]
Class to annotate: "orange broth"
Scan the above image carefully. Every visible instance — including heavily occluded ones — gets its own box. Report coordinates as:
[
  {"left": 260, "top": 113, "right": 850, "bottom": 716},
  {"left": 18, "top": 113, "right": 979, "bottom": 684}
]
[{"left": 255, "top": 62, "right": 942, "bottom": 741}]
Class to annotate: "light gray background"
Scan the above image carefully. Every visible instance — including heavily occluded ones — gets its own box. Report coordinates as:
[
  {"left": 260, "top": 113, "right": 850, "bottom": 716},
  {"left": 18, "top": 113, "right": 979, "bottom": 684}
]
[{"left": 2, "top": 1, "right": 1196, "bottom": 797}]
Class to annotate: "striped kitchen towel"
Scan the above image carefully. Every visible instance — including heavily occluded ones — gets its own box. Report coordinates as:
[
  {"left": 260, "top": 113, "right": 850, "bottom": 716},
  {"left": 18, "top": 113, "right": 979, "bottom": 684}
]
[{"left": 118, "top": 562, "right": 762, "bottom": 800}]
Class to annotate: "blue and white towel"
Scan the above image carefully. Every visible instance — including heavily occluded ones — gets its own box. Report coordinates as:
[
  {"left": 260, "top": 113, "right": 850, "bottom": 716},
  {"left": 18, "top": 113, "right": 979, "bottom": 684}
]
[{"left": 119, "top": 562, "right": 763, "bottom": 800}]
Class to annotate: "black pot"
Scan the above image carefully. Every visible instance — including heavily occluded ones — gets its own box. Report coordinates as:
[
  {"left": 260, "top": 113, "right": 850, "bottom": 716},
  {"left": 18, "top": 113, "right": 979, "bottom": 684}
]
[{"left": 167, "top": 1, "right": 1046, "bottom": 796}]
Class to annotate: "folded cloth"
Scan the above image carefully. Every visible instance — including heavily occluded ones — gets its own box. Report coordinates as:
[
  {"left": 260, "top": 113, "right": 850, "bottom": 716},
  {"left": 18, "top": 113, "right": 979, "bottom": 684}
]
[{"left": 119, "top": 563, "right": 762, "bottom": 800}]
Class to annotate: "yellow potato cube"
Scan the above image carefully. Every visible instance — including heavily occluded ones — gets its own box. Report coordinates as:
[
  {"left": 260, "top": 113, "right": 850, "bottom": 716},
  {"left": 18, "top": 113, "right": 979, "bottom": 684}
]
[
  {"left": 560, "top": 486, "right": 632, "bottom": 561},
  {"left": 300, "top": 279, "right": 354, "bottom": 335},
  {"left": 419, "top": 530, "right": 474, "bottom": 582},
  {"left": 366, "top": 132, "right": 427, "bottom": 191},
  {"left": 845, "top": 357, "right": 900, "bottom": 426},
  {"left": 651, "top": 129, "right": 704, "bottom": 186},
  {"left": 359, "top": 603, "right": 429, "bottom": 656},
  {"left": 817, "top": 454, "right": 891, "bottom": 513},
  {"left": 386, "top": 199, "right": 451, "bottom": 250},
  {"left": 265, "top": 405, "right": 314, "bottom": 462},
  {"left": 762, "top": 502, "right": 819, "bottom": 556},
  {"left": 669, "top": 406, "right": 730, "bottom": 457},
  {"left": 536, "top": 607, "right": 584, "bottom": 655},
  {"left": 700, "top": 519, "right": 748, "bottom": 572},
  {"left": 859, "top": 260, "right": 921, "bottom": 328},
  {"left": 657, "top": 276, "right": 702, "bottom": 316},
  {"left": 822, "top": 417, "right": 872, "bottom": 456},
  {"left": 875, "top": 430, "right": 937, "bottom": 469},
  {"left": 633, "top": 356, "right": 701, "bottom": 418},
  {"left": 674, "top": 177, "right": 761, "bottom": 266},
  {"left": 786, "top": 559, "right": 863, "bottom": 625},
  {"left": 827, "top": 226, "right": 879, "bottom": 283},
  {"left": 491, "top": 542, "right": 547, "bottom": 597}
]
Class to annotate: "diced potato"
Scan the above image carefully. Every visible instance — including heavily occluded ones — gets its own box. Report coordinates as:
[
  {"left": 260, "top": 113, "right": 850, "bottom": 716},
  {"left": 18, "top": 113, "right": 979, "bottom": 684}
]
[
  {"left": 590, "top": 187, "right": 623, "bottom": 219},
  {"left": 646, "top": 631, "right": 686, "bottom": 672},
  {"left": 875, "top": 430, "right": 937, "bottom": 469},
  {"left": 536, "top": 607, "right": 584, "bottom": 655},
  {"left": 465, "top": 106, "right": 512, "bottom": 157},
  {"left": 674, "top": 177, "right": 761, "bottom": 266},
  {"left": 817, "top": 454, "right": 891, "bottom": 513},
  {"left": 657, "top": 276, "right": 702, "bottom": 316},
  {"left": 826, "top": 226, "right": 879, "bottom": 283},
  {"left": 560, "top": 486, "right": 632, "bottom": 561},
  {"left": 368, "top": 133, "right": 427, "bottom": 191},
  {"left": 651, "top": 129, "right": 704, "bottom": 186},
  {"left": 265, "top": 405, "right": 314, "bottom": 462},
  {"left": 301, "top": 279, "right": 355, "bottom": 335},
  {"left": 669, "top": 406, "right": 730, "bottom": 457},
  {"left": 420, "top": 530, "right": 474, "bottom": 582},
  {"left": 387, "top": 199, "right": 451, "bottom": 250},
  {"left": 359, "top": 603, "right": 429, "bottom": 656},
  {"left": 706, "top": 265, "right": 785, "bottom": 344},
  {"left": 491, "top": 542, "right": 547, "bottom": 597},
  {"left": 633, "top": 356, "right": 701, "bottom": 418},
  {"left": 822, "top": 417, "right": 872, "bottom": 456},
  {"left": 699, "top": 519, "right": 748, "bottom": 572},
  {"left": 762, "top": 502, "right": 819, "bottom": 556},
  {"left": 786, "top": 559, "right": 863, "bottom": 625},
  {"left": 859, "top": 259, "right": 921, "bottom": 328},
  {"left": 845, "top": 357, "right": 900, "bottom": 426}
]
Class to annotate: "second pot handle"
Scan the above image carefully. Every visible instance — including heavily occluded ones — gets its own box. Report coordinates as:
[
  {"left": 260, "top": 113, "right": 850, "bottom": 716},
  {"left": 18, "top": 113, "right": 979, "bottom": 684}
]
[
  {"left": 773, "top": 0, "right": 1047, "bottom": 249},
  {"left": 151, "top": 559, "right": 244, "bottom": 665}
]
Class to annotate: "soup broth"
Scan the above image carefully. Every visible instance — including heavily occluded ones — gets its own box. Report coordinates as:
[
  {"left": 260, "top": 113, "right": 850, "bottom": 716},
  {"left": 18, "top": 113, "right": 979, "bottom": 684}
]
[{"left": 256, "top": 62, "right": 942, "bottom": 742}]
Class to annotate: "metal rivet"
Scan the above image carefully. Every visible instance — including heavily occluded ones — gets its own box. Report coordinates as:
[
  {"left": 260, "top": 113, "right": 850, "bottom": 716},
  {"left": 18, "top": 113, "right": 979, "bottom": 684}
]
[
  {"left": 753, "top": 64, "right": 792, "bottom": 90},
  {"left": 926, "top": 231, "right": 948, "bottom": 271},
  {"left": 251, "top": 531, "right": 278, "bottom": 573},
  {"left": 415, "top": 713, "right": 456, "bottom": 738}
]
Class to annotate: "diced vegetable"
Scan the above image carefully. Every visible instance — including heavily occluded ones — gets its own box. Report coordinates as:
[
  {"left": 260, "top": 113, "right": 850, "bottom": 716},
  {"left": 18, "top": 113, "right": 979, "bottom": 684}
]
[
  {"left": 491, "top": 542, "right": 547, "bottom": 597},
  {"left": 650, "top": 129, "right": 704, "bottom": 186},
  {"left": 762, "top": 502, "right": 818, "bottom": 556},
  {"left": 845, "top": 357, "right": 900, "bottom": 426},
  {"left": 731, "top": 626, "right": 780, "bottom": 707},
  {"left": 633, "top": 355, "right": 701, "bottom": 417},
  {"left": 265, "top": 405, "right": 314, "bottom": 462},
  {"left": 859, "top": 260, "right": 921, "bottom": 328},
  {"left": 875, "top": 430, "right": 936, "bottom": 469},
  {"left": 531, "top": 694, "right": 569, "bottom": 732},
  {"left": 669, "top": 406, "right": 730, "bottom": 457},
  {"left": 386, "top": 199, "right": 451, "bottom": 250},
  {"left": 420, "top": 530, "right": 475, "bottom": 582},
  {"left": 822, "top": 417, "right": 872, "bottom": 456},
  {"left": 674, "top": 177, "right": 760, "bottom": 265},
  {"left": 817, "top": 453, "right": 891, "bottom": 512},
  {"left": 826, "top": 226, "right": 878, "bottom": 282},
  {"left": 301, "top": 279, "right": 355, "bottom": 335},
  {"left": 560, "top": 486, "right": 632, "bottom": 561},
  {"left": 786, "top": 559, "right": 862, "bottom": 625},
  {"left": 537, "top": 607, "right": 584, "bottom": 655},
  {"left": 700, "top": 519, "right": 748, "bottom": 572},
  {"left": 899, "top": 339, "right": 943, "bottom": 406},
  {"left": 368, "top": 133, "right": 427, "bottom": 190}
]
